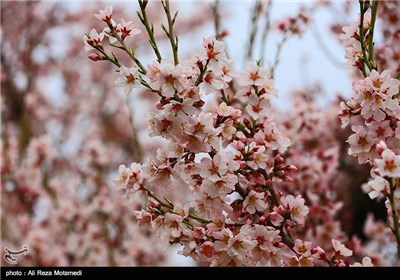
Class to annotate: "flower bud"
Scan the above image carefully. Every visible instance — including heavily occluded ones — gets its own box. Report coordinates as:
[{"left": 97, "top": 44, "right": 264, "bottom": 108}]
[
  {"left": 88, "top": 53, "right": 102, "bottom": 61},
  {"left": 274, "top": 154, "right": 284, "bottom": 165},
  {"left": 200, "top": 241, "right": 215, "bottom": 258}
]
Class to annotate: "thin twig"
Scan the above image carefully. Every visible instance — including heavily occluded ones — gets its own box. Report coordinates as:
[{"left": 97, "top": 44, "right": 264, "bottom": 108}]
[
  {"left": 245, "top": 0, "right": 262, "bottom": 62},
  {"left": 259, "top": 0, "right": 273, "bottom": 65},
  {"left": 137, "top": 0, "right": 163, "bottom": 63},
  {"left": 311, "top": 25, "right": 344, "bottom": 69},
  {"left": 212, "top": 0, "right": 222, "bottom": 40},
  {"left": 389, "top": 179, "right": 400, "bottom": 258},
  {"left": 368, "top": 0, "right": 379, "bottom": 70},
  {"left": 161, "top": 0, "right": 179, "bottom": 65},
  {"left": 270, "top": 32, "right": 289, "bottom": 79}
]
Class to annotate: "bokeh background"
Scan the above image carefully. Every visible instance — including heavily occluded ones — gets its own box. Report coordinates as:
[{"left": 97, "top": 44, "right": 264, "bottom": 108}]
[{"left": 1, "top": 0, "right": 394, "bottom": 266}]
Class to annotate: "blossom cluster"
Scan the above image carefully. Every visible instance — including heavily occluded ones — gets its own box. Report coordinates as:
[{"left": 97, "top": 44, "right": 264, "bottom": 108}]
[
  {"left": 1, "top": 1, "right": 212, "bottom": 266},
  {"left": 339, "top": 1, "right": 400, "bottom": 259},
  {"left": 83, "top": 4, "right": 379, "bottom": 266}
]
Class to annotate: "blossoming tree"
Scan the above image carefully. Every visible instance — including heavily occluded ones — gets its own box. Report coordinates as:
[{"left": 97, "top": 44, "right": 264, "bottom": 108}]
[
  {"left": 2, "top": 0, "right": 399, "bottom": 267},
  {"left": 83, "top": 0, "right": 399, "bottom": 266},
  {"left": 1, "top": 0, "right": 209, "bottom": 266}
]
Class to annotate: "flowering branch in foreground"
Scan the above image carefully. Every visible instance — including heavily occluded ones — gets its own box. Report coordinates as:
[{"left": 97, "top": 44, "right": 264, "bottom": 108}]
[
  {"left": 82, "top": 1, "right": 400, "bottom": 266},
  {"left": 339, "top": 0, "right": 400, "bottom": 258}
]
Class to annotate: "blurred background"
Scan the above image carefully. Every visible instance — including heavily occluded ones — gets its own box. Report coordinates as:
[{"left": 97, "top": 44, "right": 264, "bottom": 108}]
[{"left": 1, "top": 0, "right": 394, "bottom": 266}]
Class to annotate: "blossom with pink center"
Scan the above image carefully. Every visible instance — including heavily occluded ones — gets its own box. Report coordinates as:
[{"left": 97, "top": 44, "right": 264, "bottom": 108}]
[
  {"left": 147, "top": 61, "right": 162, "bottom": 82},
  {"left": 280, "top": 195, "right": 309, "bottom": 225},
  {"left": 199, "top": 71, "right": 226, "bottom": 95},
  {"left": 200, "top": 37, "right": 228, "bottom": 67},
  {"left": 193, "top": 227, "right": 205, "bottom": 240},
  {"left": 332, "top": 239, "right": 353, "bottom": 257},
  {"left": 217, "top": 102, "right": 236, "bottom": 117},
  {"left": 193, "top": 192, "right": 231, "bottom": 220},
  {"left": 133, "top": 209, "right": 152, "bottom": 226},
  {"left": 149, "top": 61, "right": 184, "bottom": 98},
  {"left": 259, "top": 78, "right": 278, "bottom": 99},
  {"left": 365, "top": 70, "right": 392, "bottom": 92},
  {"left": 227, "top": 225, "right": 257, "bottom": 259},
  {"left": 94, "top": 6, "right": 113, "bottom": 22},
  {"left": 247, "top": 145, "right": 269, "bottom": 170},
  {"left": 254, "top": 120, "right": 291, "bottom": 152},
  {"left": 250, "top": 225, "right": 281, "bottom": 253},
  {"left": 364, "top": 175, "right": 389, "bottom": 199},
  {"left": 369, "top": 120, "right": 394, "bottom": 139},
  {"left": 220, "top": 120, "right": 236, "bottom": 141},
  {"left": 200, "top": 241, "right": 215, "bottom": 258},
  {"left": 238, "top": 61, "right": 268, "bottom": 87},
  {"left": 344, "top": 40, "right": 362, "bottom": 67},
  {"left": 163, "top": 213, "right": 187, "bottom": 239},
  {"left": 164, "top": 98, "right": 196, "bottom": 119},
  {"left": 243, "top": 190, "right": 266, "bottom": 214},
  {"left": 114, "top": 163, "right": 143, "bottom": 192},
  {"left": 141, "top": 160, "right": 173, "bottom": 187},
  {"left": 200, "top": 173, "right": 237, "bottom": 198},
  {"left": 246, "top": 93, "right": 270, "bottom": 120},
  {"left": 147, "top": 112, "right": 179, "bottom": 138},
  {"left": 340, "top": 23, "right": 358, "bottom": 42},
  {"left": 347, "top": 125, "right": 374, "bottom": 155},
  {"left": 115, "top": 66, "right": 141, "bottom": 95},
  {"left": 83, "top": 29, "right": 104, "bottom": 52},
  {"left": 219, "top": 60, "right": 236, "bottom": 83},
  {"left": 199, "top": 155, "right": 228, "bottom": 182},
  {"left": 213, "top": 228, "right": 234, "bottom": 252},
  {"left": 293, "top": 239, "right": 312, "bottom": 257},
  {"left": 375, "top": 147, "right": 400, "bottom": 178},
  {"left": 269, "top": 211, "right": 284, "bottom": 226},
  {"left": 116, "top": 19, "right": 141, "bottom": 39}
]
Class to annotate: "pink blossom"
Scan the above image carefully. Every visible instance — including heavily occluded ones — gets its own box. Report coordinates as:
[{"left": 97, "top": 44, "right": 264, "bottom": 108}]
[
  {"left": 364, "top": 175, "right": 389, "bottom": 199},
  {"left": 246, "top": 93, "right": 270, "bottom": 120},
  {"left": 217, "top": 102, "right": 236, "bottom": 117},
  {"left": 115, "top": 66, "right": 141, "bottom": 95},
  {"left": 369, "top": 120, "right": 394, "bottom": 139},
  {"left": 243, "top": 190, "right": 266, "bottom": 214},
  {"left": 163, "top": 213, "right": 187, "bottom": 239},
  {"left": 149, "top": 61, "right": 184, "bottom": 98},
  {"left": 250, "top": 225, "right": 281, "bottom": 253},
  {"left": 199, "top": 71, "right": 226, "bottom": 95},
  {"left": 134, "top": 209, "right": 152, "bottom": 226},
  {"left": 238, "top": 61, "right": 268, "bottom": 87},
  {"left": 200, "top": 174, "right": 237, "bottom": 198},
  {"left": 280, "top": 195, "right": 309, "bottom": 225},
  {"left": 227, "top": 225, "right": 257, "bottom": 259},
  {"left": 220, "top": 120, "right": 236, "bottom": 141},
  {"left": 375, "top": 147, "right": 400, "bottom": 178},
  {"left": 164, "top": 98, "right": 196, "bottom": 119},
  {"left": 200, "top": 37, "right": 228, "bottom": 67},
  {"left": 116, "top": 19, "right": 141, "bottom": 39},
  {"left": 200, "top": 241, "right": 215, "bottom": 258},
  {"left": 199, "top": 155, "right": 229, "bottom": 182},
  {"left": 347, "top": 126, "right": 374, "bottom": 157},
  {"left": 94, "top": 6, "right": 113, "bottom": 22},
  {"left": 344, "top": 40, "right": 362, "bottom": 67},
  {"left": 83, "top": 29, "right": 104, "bottom": 52},
  {"left": 247, "top": 144, "right": 269, "bottom": 170},
  {"left": 332, "top": 239, "right": 353, "bottom": 257},
  {"left": 254, "top": 120, "right": 291, "bottom": 152}
]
